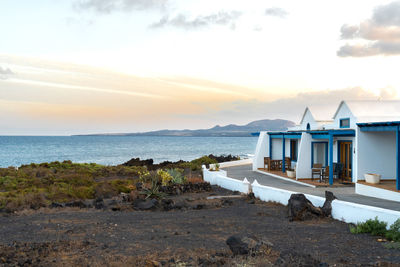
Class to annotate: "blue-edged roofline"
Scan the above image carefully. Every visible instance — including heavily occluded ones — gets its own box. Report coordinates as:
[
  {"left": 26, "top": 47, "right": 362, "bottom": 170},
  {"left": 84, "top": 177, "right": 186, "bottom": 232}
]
[
  {"left": 267, "top": 129, "right": 355, "bottom": 136},
  {"left": 357, "top": 121, "right": 400, "bottom": 127}
]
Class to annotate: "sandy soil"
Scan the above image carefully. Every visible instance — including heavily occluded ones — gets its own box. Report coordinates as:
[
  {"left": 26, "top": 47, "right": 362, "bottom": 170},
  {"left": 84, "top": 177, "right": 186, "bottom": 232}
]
[{"left": 0, "top": 187, "right": 399, "bottom": 266}]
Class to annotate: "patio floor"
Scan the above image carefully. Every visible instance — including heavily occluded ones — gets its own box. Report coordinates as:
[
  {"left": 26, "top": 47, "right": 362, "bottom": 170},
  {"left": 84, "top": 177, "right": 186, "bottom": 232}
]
[
  {"left": 258, "top": 168, "right": 354, "bottom": 188},
  {"left": 358, "top": 180, "right": 398, "bottom": 192}
]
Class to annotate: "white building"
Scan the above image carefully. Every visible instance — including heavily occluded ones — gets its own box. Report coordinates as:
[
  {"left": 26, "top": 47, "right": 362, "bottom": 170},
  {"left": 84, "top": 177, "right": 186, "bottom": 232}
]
[{"left": 253, "top": 100, "right": 400, "bottom": 201}]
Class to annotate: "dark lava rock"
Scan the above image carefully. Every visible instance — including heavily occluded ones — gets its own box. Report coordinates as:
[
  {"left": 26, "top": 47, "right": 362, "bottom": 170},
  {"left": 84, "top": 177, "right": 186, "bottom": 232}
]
[
  {"left": 321, "top": 191, "right": 337, "bottom": 217},
  {"left": 161, "top": 199, "right": 174, "bottom": 211},
  {"left": 122, "top": 157, "right": 153, "bottom": 167},
  {"left": 65, "top": 200, "right": 87, "bottom": 209},
  {"left": 226, "top": 235, "right": 249, "bottom": 255},
  {"left": 287, "top": 191, "right": 337, "bottom": 221},
  {"left": 133, "top": 199, "right": 159, "bottom": 210},
  {"left": 93, "top": 198, "right": 105, "bottom": 209},
  {"left": 50, "top": 202, "right": 64, "bottom": 208},
  {"left": 226, "top": 235, "right": 272, "bottom": 256}
]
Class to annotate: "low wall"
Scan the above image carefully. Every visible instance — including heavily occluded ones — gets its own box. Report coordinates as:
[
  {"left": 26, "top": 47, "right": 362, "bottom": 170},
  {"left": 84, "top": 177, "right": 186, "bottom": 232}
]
[
  {"left": 356, "top": 183, "right": 400, "bottom": 203},
  {"left": 209, "top": 158, "right": 253, "bottom": 169},
  {"left": 203, "top": 167, "right": 250, "bottom": 194},
  {"left": 204, "top": 168, "right": 400, "bottom": 226}
]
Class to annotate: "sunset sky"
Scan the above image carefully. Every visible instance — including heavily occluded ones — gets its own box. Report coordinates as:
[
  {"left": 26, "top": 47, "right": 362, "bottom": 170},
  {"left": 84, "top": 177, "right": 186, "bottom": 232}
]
[{"left": 1, "top": 0, "right": 400, "bottom": 135}]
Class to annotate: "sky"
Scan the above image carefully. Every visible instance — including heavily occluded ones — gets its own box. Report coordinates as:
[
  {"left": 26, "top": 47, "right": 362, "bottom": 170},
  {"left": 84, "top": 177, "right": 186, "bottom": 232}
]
[{"left": 1, "top": 0, "right": 400, "bottom": 135}]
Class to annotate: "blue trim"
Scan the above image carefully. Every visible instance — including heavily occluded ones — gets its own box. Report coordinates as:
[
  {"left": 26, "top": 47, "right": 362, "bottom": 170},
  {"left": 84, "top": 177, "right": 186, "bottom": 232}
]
[
  {"left": 282, "top": 135, "right": 286, "bottom": 173},
  {"left": 359, "top": 126, "right": 398, "bottom": 132},
  {"left": 268, "top": 132, "right": 302, "bottom": 139},
  {"left": 312, "top": 134, "right": 330, "bottom": 140},
  {"left": 357, "top": 121, "right": 400, "bottom": 127},
  {"left": 337, "top": 140, "right": 353, "bottom": 182},
  {"left": 311, "top": 141, "right": 328, "bottom": 168},
  {"left": 340, "top": 118, "right": 350, "bottom": 128},
  {"left": 310, "top": 130, "right": 355, "bottom": 139},
  {"left": 270, "top": 135, "right": 285, "bottom": 139},
  {"left": 397, "top": 126, "right": 400, "bottom": 190},
  {"left": 329, "top": 133, "right": 333, "bottom": 185},
  {"left": 269, "top": 134, "right": 272, "bottom": 159},
  {"left": 325, "top": 142, "right": 328, "bottom": 167}
]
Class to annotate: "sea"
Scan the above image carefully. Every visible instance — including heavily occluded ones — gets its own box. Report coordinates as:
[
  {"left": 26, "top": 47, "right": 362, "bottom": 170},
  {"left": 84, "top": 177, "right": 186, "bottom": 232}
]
[{"left": 0, "top": 136, "right": 258, "bottom": 168}]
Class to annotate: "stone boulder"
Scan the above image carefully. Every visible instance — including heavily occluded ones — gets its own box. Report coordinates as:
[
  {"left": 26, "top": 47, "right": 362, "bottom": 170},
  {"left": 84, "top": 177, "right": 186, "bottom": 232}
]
[
  {"left": 287, "top": 191, "right": 337, "bottom": 221},
  {"left": 226, "top": 235, "right": 273, "bottom": 256}
]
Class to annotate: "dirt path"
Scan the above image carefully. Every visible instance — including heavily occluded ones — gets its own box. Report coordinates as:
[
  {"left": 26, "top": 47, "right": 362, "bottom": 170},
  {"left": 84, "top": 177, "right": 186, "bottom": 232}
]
[{"left": 0, "top": 187, "right": 399, "bottom": 266}]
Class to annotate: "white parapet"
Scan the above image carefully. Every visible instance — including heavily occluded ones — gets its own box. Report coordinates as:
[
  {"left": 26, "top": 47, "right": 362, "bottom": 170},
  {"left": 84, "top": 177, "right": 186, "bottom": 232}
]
[
  {"left": 203, "top": 168, "right": 400, "bottom": 226},
  {"left": 356, "top": 183, "right": 400, "bottom": 203}
]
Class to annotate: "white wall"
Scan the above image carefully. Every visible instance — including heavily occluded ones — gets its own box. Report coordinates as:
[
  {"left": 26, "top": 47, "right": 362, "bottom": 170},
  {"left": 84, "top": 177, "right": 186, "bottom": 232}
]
[
  {"left": 300, "top": 109, "right": 318, "bottom": 130},
  {"left": 357, "top": 131, "right": 396, "bottom": 180},
  {"left": 252, "top": 132, "right": 269, "bottom": 171},
  {"left": 271, "top": 139, "right": 282, "bottom": 160},
  {"left": 332, "top": 102, "right": 357, "bottom": 129},
  {"left": 296, "top": 133, "right": 312, "bottom": 179},
  {"left": 251, "top": 179, "right": 400, "bottom": 226}
]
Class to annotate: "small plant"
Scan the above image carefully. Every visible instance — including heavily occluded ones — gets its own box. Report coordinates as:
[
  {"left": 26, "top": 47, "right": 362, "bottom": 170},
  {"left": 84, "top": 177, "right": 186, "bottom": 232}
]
[
  {"left": 138, "top": 170, "right": 151, "bottom": 183},
  {"left": 140, "top": 178, "right": 166, "bottom": 199},
  {"left": 157, "top": 169, "right": 173, "bottom": 186},
  {"left": 384, "top": 242, "right": 400, "bottom": 249},
  {"left": 215, "top": 163, "right": 220, "bottom": 171},
  {"left": 386, "top": 219, "right": 400, "bottom": 242},
  {"left": 167, "top": 168, "right": 186, "bottom": 184},
  {"left": 350, "top": 217, "right": 387, "bottom": 236}
]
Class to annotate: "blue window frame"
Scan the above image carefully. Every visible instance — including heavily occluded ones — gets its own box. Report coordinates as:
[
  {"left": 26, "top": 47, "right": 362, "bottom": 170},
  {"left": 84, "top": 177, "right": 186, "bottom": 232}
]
[
  {"left": 340, "top": 118, "right": 350, "bottom": 128},
  {"left": 306, "top": 123, "right": 311, "bottom": 130}
]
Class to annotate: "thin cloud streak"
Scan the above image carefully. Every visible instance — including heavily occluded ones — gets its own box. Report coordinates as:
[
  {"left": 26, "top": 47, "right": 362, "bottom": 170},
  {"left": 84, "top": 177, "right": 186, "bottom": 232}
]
[
  {"left": 150, "top": 11, "right": 242, "bottom": 30},
  {"left": 4, "top": 78, "right": 168, "bottom": 99},
  {"left": 74, "top": 0, "right": 168, "bottom": 13}
]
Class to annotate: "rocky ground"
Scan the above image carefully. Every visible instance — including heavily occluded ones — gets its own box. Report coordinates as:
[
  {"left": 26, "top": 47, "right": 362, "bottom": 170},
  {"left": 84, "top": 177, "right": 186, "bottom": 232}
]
[{"left": 0, "top": 186, "right": 400, "bottom": 266}]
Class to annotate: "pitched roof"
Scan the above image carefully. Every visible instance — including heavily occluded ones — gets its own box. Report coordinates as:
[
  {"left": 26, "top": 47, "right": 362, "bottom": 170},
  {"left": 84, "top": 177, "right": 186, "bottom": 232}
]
[
  {"left": 299, "top": 104, "right": 337, "bottom": 124},
  {"left": 334, "top": 100, "right": 400, "bottom": 123}
]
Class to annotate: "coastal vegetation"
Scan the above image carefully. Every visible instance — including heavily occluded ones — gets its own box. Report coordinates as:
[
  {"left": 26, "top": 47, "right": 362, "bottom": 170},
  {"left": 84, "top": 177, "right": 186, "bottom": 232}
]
[
  {"left": 0, "top": 155, "right": 237, "bottom": 212},
  {"left": 350, "top": 217, "right": 400, "bottom": 245}
]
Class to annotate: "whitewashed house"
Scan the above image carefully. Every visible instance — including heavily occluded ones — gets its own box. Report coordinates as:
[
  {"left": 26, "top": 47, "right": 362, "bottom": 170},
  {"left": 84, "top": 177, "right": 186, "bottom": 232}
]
[{"left": 253, "top": 100, "right": 400, "bottom": 201}]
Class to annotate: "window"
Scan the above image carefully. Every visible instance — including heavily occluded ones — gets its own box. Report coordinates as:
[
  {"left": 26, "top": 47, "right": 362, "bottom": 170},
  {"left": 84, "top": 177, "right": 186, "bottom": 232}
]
[
  {"left": 340, "top": 118, "right": 350, "bottom": 128},
  {"left": 290, "top": 140, "right": 298, "bottom": 162},
  {"left": 306, "top": 123, "right": 311, "bottom": 130}
]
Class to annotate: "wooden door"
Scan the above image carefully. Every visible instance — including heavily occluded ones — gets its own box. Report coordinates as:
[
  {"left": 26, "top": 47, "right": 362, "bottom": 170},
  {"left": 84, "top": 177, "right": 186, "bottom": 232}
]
[{"left": 340, "top": 142, "right": 352, "bottom": 181}]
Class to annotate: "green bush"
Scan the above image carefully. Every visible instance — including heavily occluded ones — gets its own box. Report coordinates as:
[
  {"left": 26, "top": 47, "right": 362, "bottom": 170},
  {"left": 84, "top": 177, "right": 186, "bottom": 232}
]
[
  {"left": 167, "top": 168, "right": 186, "bottom": 184},
  {"left": 386, "top": 219, "right": 400, "bottom": 242},
  {"left": 350, "top": 217, "right": 387, "bottom": 236}
]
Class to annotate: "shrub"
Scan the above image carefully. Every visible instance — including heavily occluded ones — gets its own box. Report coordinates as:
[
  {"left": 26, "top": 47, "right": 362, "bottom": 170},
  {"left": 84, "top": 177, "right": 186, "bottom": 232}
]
[
  {"left": 350, "top": 217, "right": 387, "bottom": 236},
  {"left": 166, "top": 168, "right": 186, "bottom": 185},
  {"left": 157, "top": 169, "right": 173, "bottom": 186},
  {"left": 386, "top": 219, "right": 400, "bottom": 242},
  {"left": 94, "top": 182, "right": 118, "bottom": 199},
  {"left": 140, "top": 178, "right": 166, "bottom": 199}
]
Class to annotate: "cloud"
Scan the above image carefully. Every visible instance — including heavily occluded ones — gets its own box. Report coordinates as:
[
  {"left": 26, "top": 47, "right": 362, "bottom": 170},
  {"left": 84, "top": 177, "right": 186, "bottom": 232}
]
[
  {"left": 74, "top": 0, "right": 168, "bottom": 13},
  {"left": 338, "top": 1, "right": 400, "bottom": 57},
  {"left": 150, "top": 11, "right": 242, "bottom": 30},
  {"left": 200, "top": 87, "right": 396, "bottom": 124},
  {"left": 0, "top": 66, "right": 14, "bottom": 80},
  {"left": 264, "top": 7, "right": 288, "bottom": 18}
]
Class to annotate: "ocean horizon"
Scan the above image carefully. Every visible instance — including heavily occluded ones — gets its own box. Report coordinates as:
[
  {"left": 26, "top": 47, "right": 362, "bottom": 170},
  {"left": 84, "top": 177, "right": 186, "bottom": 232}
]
[{"left": 0, "top": 136, "right": 258, "bottom": 168}]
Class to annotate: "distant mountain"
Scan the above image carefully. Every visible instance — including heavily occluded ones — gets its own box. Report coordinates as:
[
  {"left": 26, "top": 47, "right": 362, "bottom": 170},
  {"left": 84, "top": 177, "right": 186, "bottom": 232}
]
[{"left": 78, "top": 119, "right": 295, "bottom": 137}]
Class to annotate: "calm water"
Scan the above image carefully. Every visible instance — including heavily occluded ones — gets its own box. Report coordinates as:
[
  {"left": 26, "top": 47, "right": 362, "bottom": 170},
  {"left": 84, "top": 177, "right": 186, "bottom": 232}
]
[{"left": 0, "top": 136, "right": 258, "bottom": 167}]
